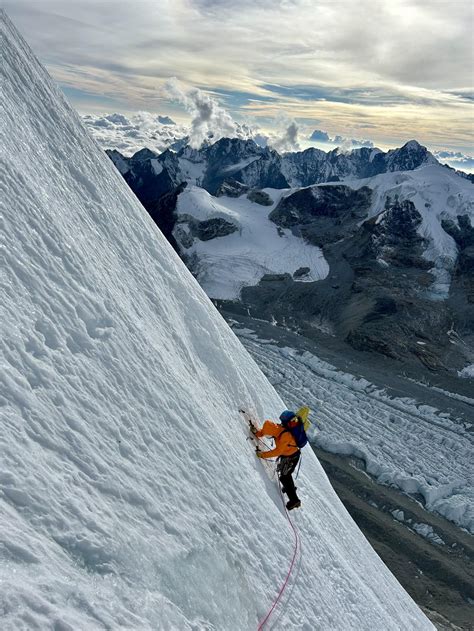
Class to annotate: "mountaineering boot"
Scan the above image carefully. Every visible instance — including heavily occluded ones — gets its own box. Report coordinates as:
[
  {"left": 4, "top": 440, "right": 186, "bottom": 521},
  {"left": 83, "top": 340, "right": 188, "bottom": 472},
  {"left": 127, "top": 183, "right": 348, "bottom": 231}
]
[
  {"left": 281, "top": 486, "right": 297, "bottom": 495},
  {"left": 286, "top": 498, "right": 301, "bottom": 511}
]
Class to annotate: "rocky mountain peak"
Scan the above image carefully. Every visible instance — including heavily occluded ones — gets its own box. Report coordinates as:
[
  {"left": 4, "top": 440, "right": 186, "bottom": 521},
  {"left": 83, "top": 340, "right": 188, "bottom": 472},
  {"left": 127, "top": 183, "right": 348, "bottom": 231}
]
[
  {"left": 205, "top": 136, "right": 263, "bottom": 159},
  {"left": 385, "top": 140, "right": 436, "bottom": 172},
  {"left": 130, "top": 147, "right": 160, "bottom": 163},
  {"left": 106, "top": 149, "right": 130, "bottom": 174}
]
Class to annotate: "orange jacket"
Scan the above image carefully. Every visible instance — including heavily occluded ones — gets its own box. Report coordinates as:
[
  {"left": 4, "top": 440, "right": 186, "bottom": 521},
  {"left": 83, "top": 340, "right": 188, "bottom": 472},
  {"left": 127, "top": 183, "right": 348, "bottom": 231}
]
[{"left": 255, "top": 420, "right": 299, "bottom": 459}]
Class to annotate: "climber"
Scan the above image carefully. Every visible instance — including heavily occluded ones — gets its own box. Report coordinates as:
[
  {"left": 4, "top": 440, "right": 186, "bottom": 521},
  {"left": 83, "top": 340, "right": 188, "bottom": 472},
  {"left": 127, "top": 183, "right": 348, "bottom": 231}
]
[{"left": 252, "top": 410, "right": 305, "bottom": 510}]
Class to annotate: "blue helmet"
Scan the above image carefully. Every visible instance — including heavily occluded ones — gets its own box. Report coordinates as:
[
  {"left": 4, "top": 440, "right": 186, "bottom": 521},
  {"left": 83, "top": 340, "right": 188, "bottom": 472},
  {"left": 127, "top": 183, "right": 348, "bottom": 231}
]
[{"left": 279, "top": 410, "right": 296, "bottom": 425}]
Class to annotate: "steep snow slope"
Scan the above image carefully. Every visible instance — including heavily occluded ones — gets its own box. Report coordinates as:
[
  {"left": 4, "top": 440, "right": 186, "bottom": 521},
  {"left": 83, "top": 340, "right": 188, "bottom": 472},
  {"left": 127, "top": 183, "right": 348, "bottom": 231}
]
[
  {"left": 175, "top": 186, "right": 329, "bottom": 299},
  {"left": 0, "top": 13, "right": 433, "bottom": 630}
]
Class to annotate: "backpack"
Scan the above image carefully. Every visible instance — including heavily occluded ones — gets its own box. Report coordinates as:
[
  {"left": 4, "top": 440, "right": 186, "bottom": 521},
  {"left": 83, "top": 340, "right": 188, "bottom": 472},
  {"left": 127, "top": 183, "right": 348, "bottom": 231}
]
[{"left": 280, "top": 409, "right": 309, "bottom": 449}]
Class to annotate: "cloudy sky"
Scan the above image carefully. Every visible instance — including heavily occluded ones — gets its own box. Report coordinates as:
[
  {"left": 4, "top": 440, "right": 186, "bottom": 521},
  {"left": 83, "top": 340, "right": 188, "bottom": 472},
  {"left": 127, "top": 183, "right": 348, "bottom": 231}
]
[{"left": 4, "top": 0, "right": 474, "bottom": 156}]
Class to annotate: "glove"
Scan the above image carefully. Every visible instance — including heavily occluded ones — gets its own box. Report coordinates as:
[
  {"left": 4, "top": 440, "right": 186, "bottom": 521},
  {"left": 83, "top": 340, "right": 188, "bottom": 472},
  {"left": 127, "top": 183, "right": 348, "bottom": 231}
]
[
  {"left": 250, "top": 424, "right": 258, "bottom": 435},
  {"left": 256, "top": 450, "right": 264, "bottom": 458}
]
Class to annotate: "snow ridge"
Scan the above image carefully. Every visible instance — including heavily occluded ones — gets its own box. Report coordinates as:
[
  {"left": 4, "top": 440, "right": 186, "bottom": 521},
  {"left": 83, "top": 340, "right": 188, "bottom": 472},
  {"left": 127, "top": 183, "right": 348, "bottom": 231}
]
[{"left": 1, "top": 12, "right": 432, "bottom": 630}]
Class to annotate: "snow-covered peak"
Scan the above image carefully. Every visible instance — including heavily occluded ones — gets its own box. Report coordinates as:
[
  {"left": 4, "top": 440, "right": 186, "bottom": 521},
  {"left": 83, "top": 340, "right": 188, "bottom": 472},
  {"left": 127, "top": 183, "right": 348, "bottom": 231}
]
[
  {"left": 1, "top": 12, "right": 433, "bottom": 629},
  {"left": 405, "top": 139, "right": 425, "bottom": 150},
  {"left": 350, "top": 163, "right": 474, "bottom": 297},
  {"left": 385, "top": 140, "right": 438, "bottom": 172}
]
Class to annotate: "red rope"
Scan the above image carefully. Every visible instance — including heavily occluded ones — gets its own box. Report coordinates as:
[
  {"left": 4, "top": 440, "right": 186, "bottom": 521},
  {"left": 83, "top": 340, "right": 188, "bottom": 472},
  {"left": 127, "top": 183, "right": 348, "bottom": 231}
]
[{"left": 257, "top": 482, "right": 300, "bottom": 630}]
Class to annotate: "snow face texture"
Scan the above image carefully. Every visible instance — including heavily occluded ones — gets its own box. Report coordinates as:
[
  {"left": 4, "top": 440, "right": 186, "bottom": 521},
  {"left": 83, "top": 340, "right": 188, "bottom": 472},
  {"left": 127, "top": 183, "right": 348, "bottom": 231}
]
[{"left": 1, "top": 13, "right": 433, "bottom": 630}]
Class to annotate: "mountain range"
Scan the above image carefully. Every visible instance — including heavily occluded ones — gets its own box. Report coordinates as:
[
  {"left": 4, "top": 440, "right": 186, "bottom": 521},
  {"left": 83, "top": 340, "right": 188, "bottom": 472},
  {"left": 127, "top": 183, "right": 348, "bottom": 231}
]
[
  {"left": 108, "top": 138, "right": 474, "bottom": 375},
  {"left": 108, "top": 135, "right": 455, "bottom": 195}
]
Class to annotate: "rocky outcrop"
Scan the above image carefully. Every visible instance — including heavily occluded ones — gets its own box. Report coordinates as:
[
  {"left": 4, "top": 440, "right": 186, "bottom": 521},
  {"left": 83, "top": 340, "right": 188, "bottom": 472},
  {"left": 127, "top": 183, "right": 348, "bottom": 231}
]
[
  {"left": 215, "top": 179, "right": 249, "bottom": 197},
  {"left": 192, "top": 217, "right": 238, "bottom": 241},
  {"left": 442, "top": 214, "right": 474, "bottom": 251},
  {"left": 270, "top": 185, "right": 372, "bottom": 248},
  {"left": 271, "top": 185, "right": 371, "bottom": 225},
  {"left": 442, "top": 216, "right": 474, "bottom": 344},
  {"left": 174, "top": 213, "right": 238, "bottom": 248},
  {"left": 384, "top": 140, "right": 438, "bottom": 172},
  {"left": 145, "top": 182, "right": 187, "bottom": 252},
  {"left": 293, "top": 267, "right": 311, "bottom": 279},
  {"left": 280, "top": 140, "right": 437, "bottom": 187},
  {"left": 367, "top": 197, "right": 431, "bottom": 269},
  {"left": 108, "top": 139, "right": 439, "bottom": 207},
  {"left": 198, "top": 138, "right": 437, "bottom": 192},
  {"left": 247, "top": 190, "right": 273, "bottom": 206},
  {"left": 107, "top": 147, "right": 182, "bottom": 207},
  {"left": 200, "top": 138, "right": 286, "bottom": 193}
]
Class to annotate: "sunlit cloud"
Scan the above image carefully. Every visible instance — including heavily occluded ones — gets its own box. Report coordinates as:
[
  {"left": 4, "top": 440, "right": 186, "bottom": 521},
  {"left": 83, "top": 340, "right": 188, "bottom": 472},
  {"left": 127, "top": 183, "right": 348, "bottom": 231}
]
[
  {"left": 82, "top": 111, "right": 187, "bottom": 155},
  {"left": 270, "top": 119, "right": 301, "bottom": 153},
  {"left": 164, "top": 78, "right": 238, "bottom": 147},
  {"left": 4, "top": 0, "right": 473, "bottom": 152}
]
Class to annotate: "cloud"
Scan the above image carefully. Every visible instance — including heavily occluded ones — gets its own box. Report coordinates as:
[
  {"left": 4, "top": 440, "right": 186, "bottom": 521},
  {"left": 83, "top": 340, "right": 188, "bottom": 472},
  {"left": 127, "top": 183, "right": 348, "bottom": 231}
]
[
  {"left": 8, "top": 0, "right": 472, "bottom": 153},
  {"left": 252, "top": 133, "right": 269, "bottom": 148},
  {"left": 82, "top": 111, "right": 188, "bottom": 155},
  {"left": 270, "top": 119, "right": 300, "bottom": 153},
  {"left": 104, "top": 113, "right": 130, "bottom": 125},
  {"left": 83, "top": 104, "right": 266, "bottom": 155},
  {"left": 334, "top": 135, "right": 374, "bottom": 149},
  {"left": 7, "top": 1, "right": 473, "bottom": 95},
  {"left": 309, "top": 129, "right": 374, "bottom": 149},
  {"left": 434, "top": 150, "right": 474, "bottom": 173},
  {"left": 309, "top": 129, "right": 330, "bottom": 142},
  {"left": 164, "top": 78, "right": 237, "bottom": 148}
]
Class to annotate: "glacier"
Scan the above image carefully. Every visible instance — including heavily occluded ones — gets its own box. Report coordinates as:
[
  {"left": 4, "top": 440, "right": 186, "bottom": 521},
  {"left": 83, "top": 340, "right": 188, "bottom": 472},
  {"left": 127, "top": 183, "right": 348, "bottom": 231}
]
[
  {"left": 175, "top": 186, "right": 329, "bottom": 300},
  {"left": 0, "top": 12, "right": 433, "bottom": 630}
]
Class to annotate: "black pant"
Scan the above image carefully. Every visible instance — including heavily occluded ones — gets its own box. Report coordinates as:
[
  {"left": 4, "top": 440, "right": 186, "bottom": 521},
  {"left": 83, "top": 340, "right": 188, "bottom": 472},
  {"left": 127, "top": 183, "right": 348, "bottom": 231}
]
[{"left": 277, "top": 451, "right": 300, "bottom": 503}]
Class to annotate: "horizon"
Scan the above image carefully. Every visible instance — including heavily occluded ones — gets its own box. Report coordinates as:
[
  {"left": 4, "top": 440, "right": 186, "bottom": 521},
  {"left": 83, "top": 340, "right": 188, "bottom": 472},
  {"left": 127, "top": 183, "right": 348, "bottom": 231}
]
[
  {"left": 3, "top": 1, "right": 473, "bottom": 171},
  {"left": 82, "top": 113, "right": 474, "bottom": 175}
]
